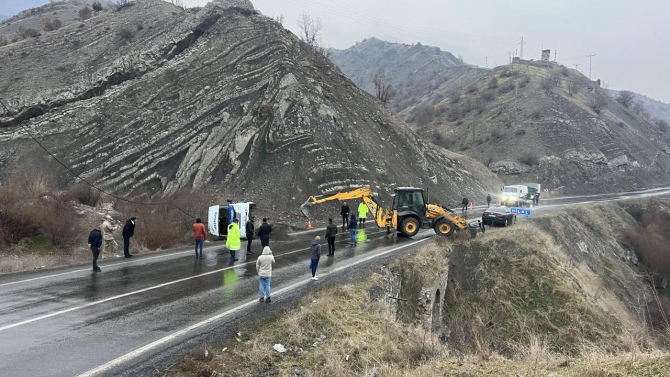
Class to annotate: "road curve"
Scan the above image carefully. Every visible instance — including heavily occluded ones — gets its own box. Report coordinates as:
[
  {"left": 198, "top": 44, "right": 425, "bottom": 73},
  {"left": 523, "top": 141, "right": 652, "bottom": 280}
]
[{"left": 1, "top": 186, "right": 669, "bottom": 376}]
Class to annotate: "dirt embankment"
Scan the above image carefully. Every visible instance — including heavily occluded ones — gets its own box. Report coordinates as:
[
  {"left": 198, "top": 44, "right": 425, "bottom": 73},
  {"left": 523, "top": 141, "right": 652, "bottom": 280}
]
[{"left": 164, "top": 202, "right": 670, "bottom": 377}]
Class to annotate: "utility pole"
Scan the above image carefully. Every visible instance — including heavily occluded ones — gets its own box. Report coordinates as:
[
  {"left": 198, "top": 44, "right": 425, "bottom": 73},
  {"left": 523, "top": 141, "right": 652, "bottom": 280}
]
[
  {"left": 519, "top": 37, "right": 527, "bottom": 60},
  {"left": 486, "top": 56, "right": 488, "bottom": 68},
  {"left": 509, "top": 51, "right": 511, "bottom": 64},
  {"left": 554, "top": 50, "right": 557, "bottom": 62},
  {"left": 574, "top": 63, "right": 581, "bottom": 71},
  {"left": 585, "top": 54, "right": 596, "bottom": 80}
]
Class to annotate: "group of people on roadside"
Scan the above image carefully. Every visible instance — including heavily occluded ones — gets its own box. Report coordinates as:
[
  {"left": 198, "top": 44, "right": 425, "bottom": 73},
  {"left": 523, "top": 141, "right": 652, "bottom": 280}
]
[{"left": 87, "top": 215, "right": 137, "bottom": 272}]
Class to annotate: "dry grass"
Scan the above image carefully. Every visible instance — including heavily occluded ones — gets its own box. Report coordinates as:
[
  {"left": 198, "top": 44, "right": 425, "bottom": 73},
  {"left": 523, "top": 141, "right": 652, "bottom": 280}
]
[{"left": 164, "top": 209, "right": 670, "bottom": 376}]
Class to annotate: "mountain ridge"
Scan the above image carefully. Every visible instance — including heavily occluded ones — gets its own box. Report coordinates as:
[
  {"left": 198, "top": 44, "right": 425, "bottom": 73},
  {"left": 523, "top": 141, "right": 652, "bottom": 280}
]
[{"left": 0, "top": 0, "right": 501, "bottom": 214}]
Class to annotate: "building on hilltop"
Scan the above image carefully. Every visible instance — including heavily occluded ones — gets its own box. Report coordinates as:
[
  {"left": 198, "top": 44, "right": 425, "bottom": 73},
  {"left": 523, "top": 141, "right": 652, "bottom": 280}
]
[{"left": 541, "top": 49, "right": 551, "bottom": 61}]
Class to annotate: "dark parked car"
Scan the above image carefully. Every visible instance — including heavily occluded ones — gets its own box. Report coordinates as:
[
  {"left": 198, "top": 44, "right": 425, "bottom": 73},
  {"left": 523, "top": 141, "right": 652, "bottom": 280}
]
[{"left": 482, "top": 206, "right": 516, "bottom": 227}]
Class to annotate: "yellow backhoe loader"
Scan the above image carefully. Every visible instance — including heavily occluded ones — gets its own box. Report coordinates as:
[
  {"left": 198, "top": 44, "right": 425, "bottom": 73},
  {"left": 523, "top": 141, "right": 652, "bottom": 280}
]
[{"left": 300, "top": 186, "right": 483, "bottom": 238}]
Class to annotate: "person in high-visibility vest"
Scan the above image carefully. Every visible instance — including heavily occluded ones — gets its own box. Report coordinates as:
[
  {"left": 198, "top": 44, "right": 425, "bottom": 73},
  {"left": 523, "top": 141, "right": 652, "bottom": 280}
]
[
  {"left": 226, "top": 219, "right": 241, "bottom": 262},
  {"left": 358, "top": 202, "right": 368, "bottom": 227}
]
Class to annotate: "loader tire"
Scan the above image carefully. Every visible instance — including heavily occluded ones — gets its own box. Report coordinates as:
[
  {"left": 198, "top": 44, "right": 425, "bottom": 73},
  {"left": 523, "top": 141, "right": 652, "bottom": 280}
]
[
  {"left": 400, "top": 217, "right": 420, "bottom": 237},
  {"left": 433, "top": 219, "right": 455, "bottom": 237}
]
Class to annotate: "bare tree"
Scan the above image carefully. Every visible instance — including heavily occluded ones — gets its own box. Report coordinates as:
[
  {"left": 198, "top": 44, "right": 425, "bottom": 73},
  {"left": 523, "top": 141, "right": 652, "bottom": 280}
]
[
  {"left": 616, "top": 90, "right": 635, "bottom": 108},
  {"left": 372, "top": 69, "right": 397, "bottom": 107},
  {"left": 297, "top": 12, "right": 322, "bottom": 48},
  {"left": 274, "top": 14, "right": 285, "bottom": 25}
]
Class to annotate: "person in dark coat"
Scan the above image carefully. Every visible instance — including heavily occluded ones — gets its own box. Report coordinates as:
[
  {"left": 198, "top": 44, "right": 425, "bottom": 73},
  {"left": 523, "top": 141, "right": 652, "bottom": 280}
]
[
  {"left": 257, "top": 218, "right": 272, "bottom": 248},
  {"left": 310, "top": 236, "right": 322, "bottom": 280},
  {"left": 88, "top": 224, "right": 103, "bottom": 272},
  {"left": 340, "top": 202, "right": 350, "bottom": 229},
  {"left": 245, "top": 216, "right": 255, "bottom": 255},
  {"left": 461, "top": 197, "right": 469, "bottom": 212},
  {"left": 348, "top": 214, "right": 358, "bottom": 245},
  {"left": 486, "top": 194, "right": 492, "bottom": 208},
  {"left": 122, "top": 217, "right": 136, "bottom": 258},
  {"left": 325, "top": 218, "right": 338, "bottom": 256}
]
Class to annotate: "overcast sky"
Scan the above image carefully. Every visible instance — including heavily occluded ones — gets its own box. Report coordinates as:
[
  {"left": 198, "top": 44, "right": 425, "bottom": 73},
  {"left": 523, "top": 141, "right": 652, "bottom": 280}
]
[{"left": 3, "top": 0, "right": 668, "bottom": 102}]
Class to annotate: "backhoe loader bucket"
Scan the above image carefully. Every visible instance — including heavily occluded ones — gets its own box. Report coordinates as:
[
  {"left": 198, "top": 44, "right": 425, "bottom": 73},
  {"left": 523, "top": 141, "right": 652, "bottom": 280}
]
[{"left": 300, "top": 200, "right": 313, "bottom": 218}]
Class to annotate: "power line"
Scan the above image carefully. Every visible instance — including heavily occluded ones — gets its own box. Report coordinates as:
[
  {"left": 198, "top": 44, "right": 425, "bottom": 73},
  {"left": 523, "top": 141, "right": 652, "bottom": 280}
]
[{"left": 0, "top": 99, "right": 197, "bottom": 219}]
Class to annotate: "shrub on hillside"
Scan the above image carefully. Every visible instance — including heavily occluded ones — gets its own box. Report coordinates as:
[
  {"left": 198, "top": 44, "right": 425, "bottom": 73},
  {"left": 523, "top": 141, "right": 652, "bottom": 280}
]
[
  {"left": 490, "top": 129, "right": 504, "bottom": 141},
  {"left": 589, "top": 93, "right": 607, "bottom": 114},
  {"left": 656, "top": 119, "right": 669, "bottom": 133},
  {"left": 415, "top": 103, "right": 436, "bottom": 124},
  {"left": 18, "top": 27, "right": 40, "bottom": 39},
  {"left": 43, "top": 18, "right": 63, "bottom": 32},
  {"left": 481, "top": 91, "right": 496, "bottom": 102},
  {"left": 519, "top": 74, "right": 531, "bottom": 88},
  {"left": 92, "top": 1, "right": 103, "bottom": 11},
  {"left": 37, "top": 192, "right": 82, "bottom": 248},
  {"left": 514, "top": 129, "right": 526, "bottom": 136},
  {"left": 518, "top": 151, "right": 539, "bottom": 166},
  {"left": 117, "top": 26, "right": 135, "bottom": 42},
  {"left": 113, "top": 0, "right": 135, "bottom": 11},
  {"left": 467, "top": 86, "right": 478, "bottom": 94},
  {"left": 0, "top": 187, "right": 40, "bottom": 245},
  {"left": 79, "top": 6, "right": 92, "bottom": 20},
  {"left": 540, "top": 77, "right": 553, "bottom": 90},
  {"left": 616, "top": 90, "right": 635, "bottom": 109},
  {"left": 532, "top": 110, "right": 542, "bottom": 119},
  {"left": 0, "top": 36, "right": 8, "bottom": 47},
  {"left": 498, "top": 81, "right": 514, "bottom": 95},
  {"left": 487, "top": 77, "right": 499, "bottom": 89}
]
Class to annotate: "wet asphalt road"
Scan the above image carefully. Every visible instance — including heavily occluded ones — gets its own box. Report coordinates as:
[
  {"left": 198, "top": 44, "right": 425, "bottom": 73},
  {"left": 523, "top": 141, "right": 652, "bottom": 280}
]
[
  {"left": 0, "top": 226, "right": 429, "bottom": 377},
  {"left": 2, "top": 186, "right": 670, "bottom": 377}
]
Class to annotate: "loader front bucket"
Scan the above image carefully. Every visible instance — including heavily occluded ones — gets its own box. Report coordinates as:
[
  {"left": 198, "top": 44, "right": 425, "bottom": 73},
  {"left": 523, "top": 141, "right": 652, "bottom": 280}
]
[{"left": 300, "top": 200, "right": 313, "bottom": 218}]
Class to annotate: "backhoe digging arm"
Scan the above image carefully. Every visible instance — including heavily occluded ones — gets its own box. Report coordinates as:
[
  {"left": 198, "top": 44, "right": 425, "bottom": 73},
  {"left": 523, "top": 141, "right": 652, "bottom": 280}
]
[{"left": 300, "top": 186, "right": 392, "bottom": 229}]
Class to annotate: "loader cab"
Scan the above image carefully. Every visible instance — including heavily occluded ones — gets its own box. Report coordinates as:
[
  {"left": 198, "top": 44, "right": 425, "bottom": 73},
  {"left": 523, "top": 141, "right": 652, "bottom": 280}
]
[{"left": 393, "top": 187, "right": 427, "bottom": 216}]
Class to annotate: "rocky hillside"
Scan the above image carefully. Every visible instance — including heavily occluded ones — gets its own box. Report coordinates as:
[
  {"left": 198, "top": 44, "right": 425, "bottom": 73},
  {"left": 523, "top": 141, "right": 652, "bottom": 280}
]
[
  {"left": 332, "top": 39, "right": 670, "bottom": 194},
  {"left": 0, "top": 0, "right": 500, "bottom": 214}
]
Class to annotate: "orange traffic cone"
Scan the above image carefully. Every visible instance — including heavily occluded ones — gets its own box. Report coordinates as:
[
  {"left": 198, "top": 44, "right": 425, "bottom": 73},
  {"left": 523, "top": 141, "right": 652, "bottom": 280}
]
[{"left": 307, "top": 220, "right": 314, "bottom": 230}]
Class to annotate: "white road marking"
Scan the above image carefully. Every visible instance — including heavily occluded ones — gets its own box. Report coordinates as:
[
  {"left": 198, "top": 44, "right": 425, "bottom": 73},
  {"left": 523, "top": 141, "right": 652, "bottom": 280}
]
[
  {"left": 0, "top": 231, "right": 386, "bottom": 332},
  {"left": 0, "top": 247, "right": 218, "bottom": 288},
  {"left": 75, "top": 238, "right": 429, "bottom": 377},
  {"left": 0, "top": 228, "right": 336, "bottom": 288}
]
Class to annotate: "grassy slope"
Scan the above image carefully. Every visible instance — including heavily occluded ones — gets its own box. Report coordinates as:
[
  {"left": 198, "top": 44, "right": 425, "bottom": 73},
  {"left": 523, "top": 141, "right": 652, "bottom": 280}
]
[{"left": 164, "top": 203, "right": 668, "bottom": 377}]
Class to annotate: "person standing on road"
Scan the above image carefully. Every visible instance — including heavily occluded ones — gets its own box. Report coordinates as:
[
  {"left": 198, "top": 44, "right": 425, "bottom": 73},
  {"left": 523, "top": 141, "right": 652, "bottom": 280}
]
[
  {"left": 122, "top": 217, "right": 136, "bottom": 258},
  {"left": 534, "top": 192, "right": 540, "bottom": 206},
  {"left": 256, "top": 246, "right": 275, "bottom": 303},
  {"left": 257, "top": 218, "right": 272, "bottom": 248},
  {"left": 349, "top": 214, "right": 358, "bottom": 245},
  {"left": 87, "top": 223, "right": 103, "bottom": 273},
  {"left": 341, "top": 202, "right": 350, "bottom": 229},
  {"left": 246, "top": 216, "right": 255, "bottom": 255},
  {"left": 101, "top": 215, "right": 119, "bottom": 258},
  {"left": 461, "top": 197, "right": 469, "bottom": 213},
  {"left": 486, "top": 194, "right": 492, "bottom": 208},
  {"left": 310, "top": 236, "right": 322, "bottom": 280},
  {"left": 325, "top": 218, "right": 337, "bottom": 256},
  {"left": 193, "top": 218, "right": 207, "bottom": 259},
  {"left": 358, "top": 201, "right": 368, "bottom": 227},
  {"left": 227, "top": 218, "right": 241, "bottom": 262}
]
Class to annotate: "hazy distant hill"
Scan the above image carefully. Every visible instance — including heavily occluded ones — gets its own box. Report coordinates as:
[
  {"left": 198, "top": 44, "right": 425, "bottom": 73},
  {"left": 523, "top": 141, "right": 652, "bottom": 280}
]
[{"left": 332, "top": 39, "right": 670, "bottom": 194}]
